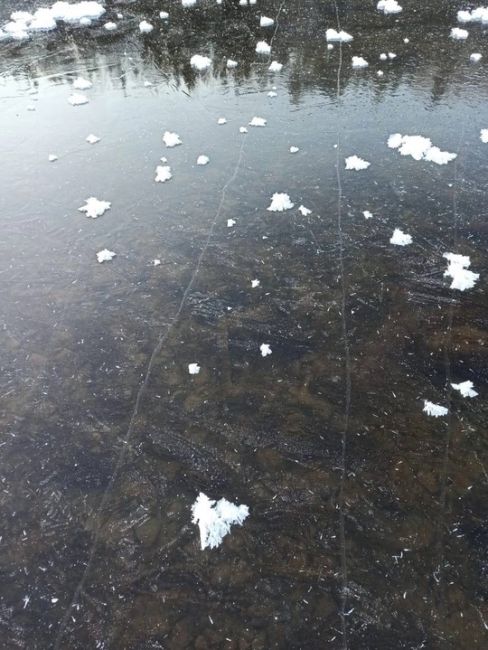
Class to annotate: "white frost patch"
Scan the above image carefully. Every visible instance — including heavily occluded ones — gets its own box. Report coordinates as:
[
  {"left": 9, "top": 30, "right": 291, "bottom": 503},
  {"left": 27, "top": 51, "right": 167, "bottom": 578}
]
[
  {"left": 163, "top": 131, "right": 182, "bottom": 147},
  {"left": 345, "top": 155, "right": 370, "bottom": 170},
  {"left": 352, "top": 56, "right": 368, "bottom": 68},
  {"left": 298, "top": 205, "right": 312, "bottom": 216},
  {"left": 49, "top": 2, "right": 105, "bottom": 23},
  {"left": 451, "top": 380, "right": 478, "bottom": 397},
  {"left": 155, "top": 165, "right": 172, "bottom": 182},
  {"left": 290, "top": 146, "right": 299, "bottom": 153},
  {"left": 86, "top": 134, "right": 100, "bottom": 144},
  {"left": 267, "top": 91, "right": 278, "bottom": 97},
  {"left": 197, "top": 155, "right": 209, "bottom": 166},
  {"left": 423, "top": 400, "right": 448, "bottom": 417},
  {"left": 79, "top": 197, "right": 111, "bottom": 218},
  {"left": 96, "top": 249, "right": 116, "bottom": 263},
  {"left": 260, "top": 16, "right": 274, "bottom": 27},
  {"left": 388, "top": 134, "right": 456, "bottom": 164},
  {"left": 451, "top": 380, "right": 478, "bottom": 398},
  {"left": 48, "top": 154, "right": 58, "bottom": 162},
  {"left": 458, "top": 8, "right": 488, "bottom": 23},
  {"left": 68, "top": 93, "right": 89, "bottom": 106},
  {"left": 424, "top": 146, "right": 457, "bottom": 165},
  {"left": 251, "top": 279, "right": 260, "bottom": 288},
  {"left": 227, "top": 219, "right": 236, "bottom": 228},
  {"left": 363, "top": 210, "right": 373, "bottom": 219},
  {"left": 182, "top": 0, "right": 197, "bottom": 6},
  {"left": 443, "top": 252, "right": 479, "bottom": 291},
  {"left": 73, "top": 76, "right": 92, "bottom": 90},
  {"left": 390, "top": 228, "right": 412, "bottom": 246},
  {"left": 470, "top": 52, "right": 482, "bottom": 62},
  {"left": 217, "top": 117, "right": 227, "bottom": 125},
  {"left": 268, "top": 61, "right": 283, "bottom": 72},
  {"left": 153, "top": 259, "right": 161, "bottom": 266},
  {"left": 144, "top": 80, "right": 153, "bottom": 87},
  {"left": 387, "top": 133, "right": 403, "bottom": 149},
  {"left": 451, "top": 27, "right": 469, "bottom": 40},
  {"left": 377, "top": 70, "right": 384, "bottom": 77},
  {"left": 191, "top": 492, "right": 249, "bottom": 551},
  {"left": 480, "top": 129, "right": 488, "bottom": 143},
  {"left": 139, "top": 20, "right": 153, "bottom": 34},
  {"left": 388, "top": 52, "right": 397, "bottom": 60},
  {"left": 380, "top": 53, "right": 388, "bottom": 61},
  {"left": 249, "top": 116, "right": 267, "bottom": 127},
  {"left": 190, "top": 54, "right": 212, "bottom": 70},
  {"left": 260, "top": 343, "right": 272, "bottom": 357},
  {"left": 267, "top": 193, "right": 294, "bottom": 212},
  {"left": 159, "top": 11, "right": 169, "bottom": 20},
  {"left": 188, "top": 363, "right": 200, "bottom": 375},
  {"left": 377, "top": 0, "right": 402, "bottom": 15},
  {"left": 239, "top": 126, "right": 248, "bottom": 133},
  {"left": 227, "top": 59, "right": 238, "bottom": 68},
  {"left": 1, "top": 2, "right": 106, "bottom": 41},
  {"left": 326, "top": 28, "right": 353, "bottom": 43},
  {"left": 256, "top": 41, "right": 271, "bottom": 54},
  {"left": 104, "top": 21, "right": 117, "bottom": 31}
]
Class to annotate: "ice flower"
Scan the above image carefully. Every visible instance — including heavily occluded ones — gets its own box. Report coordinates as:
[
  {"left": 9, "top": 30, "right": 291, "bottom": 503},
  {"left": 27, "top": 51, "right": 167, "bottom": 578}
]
[
  {"left": 155, "top": 165, "right": 172, "bottom": 183},
  {"left": 451, "top": 380, "right": 478, "bottom": 398},
  {"left": 345, "top": 155, "right": 370, "bottom": 170},
  {"left": 96, "top": 249, "right": 116, "bottom": 263},
  {"left": 267, "top": 193, "right": 294, "bottom": 211},
  {"left": 190, "top": 54, "right": 212, "bottom": 70},
  {"left": 79, "top": 197, "right": 111, "bottom": 218},
  {"left": 191, "top": 492, "right": 249, "bottom": 550},
  {"left": 443, "top": 252, "right": 479, "bottom": 291},
  {"left": 390, "top": 228, "right": 412, "bottom": 246},
  {"left": 163, "top": 131, "right": 182, "bottom": 147}
]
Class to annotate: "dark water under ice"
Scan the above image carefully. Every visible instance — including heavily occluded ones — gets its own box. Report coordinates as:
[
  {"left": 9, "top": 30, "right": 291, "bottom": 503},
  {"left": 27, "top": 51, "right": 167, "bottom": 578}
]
[{"left": 1, "top": 1, "right": 488, "bottom": 648}]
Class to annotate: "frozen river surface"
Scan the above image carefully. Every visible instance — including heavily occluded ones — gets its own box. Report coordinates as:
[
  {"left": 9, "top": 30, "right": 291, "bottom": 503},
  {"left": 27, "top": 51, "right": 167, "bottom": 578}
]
[{"left": 1, "top": 1, "right": 488, "bottom": 648}]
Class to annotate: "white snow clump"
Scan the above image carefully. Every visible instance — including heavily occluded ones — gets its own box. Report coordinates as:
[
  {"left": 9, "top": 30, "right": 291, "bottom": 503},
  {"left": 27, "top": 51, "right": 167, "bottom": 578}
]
[
  {"left": 79, "top": 197, "right": 111, "bottom": 218},
  {"left": 345, "top": 155, "right": 370, "bottom": 170},
  {"left": 443, "top": 253, "right": 479, "bottom": 291},
  {"left": 191, "top": 492, "right": 249, "bottom": 550},
  {"left": 267, "top": 193, "right": 294, "bottom": 211},
  {"left": 388, "top": 134, "right": 456, "bottom": 164},
  {"left": 451, "top": 380, "right": 478, "bottom": 398},
  {"left": 423, "top": 401, "right": 448, "bottom": 417}
]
